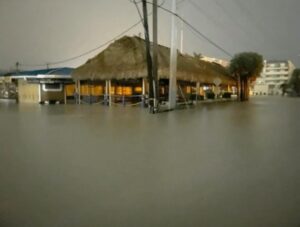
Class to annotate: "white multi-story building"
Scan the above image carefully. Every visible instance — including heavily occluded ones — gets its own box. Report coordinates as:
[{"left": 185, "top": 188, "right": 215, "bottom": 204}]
[{"left": 253, "top": 60, "right": 295, "bottom": 95}]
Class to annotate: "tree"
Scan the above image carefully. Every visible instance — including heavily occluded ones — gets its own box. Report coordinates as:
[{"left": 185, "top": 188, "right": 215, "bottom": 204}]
[
  {"left": 288, "top": 69, "right": 300, "bottom": 96},
  {"left": 229, "top": 52, "right": 263, "bottom": 101}
]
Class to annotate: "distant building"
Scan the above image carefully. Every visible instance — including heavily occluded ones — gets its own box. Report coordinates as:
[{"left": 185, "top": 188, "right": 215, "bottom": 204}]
[
  {"left": 253, "top": 60, "right": 295, "bottom": 95},
  {"left": 201, "top": 56, "right": 229, "bottom": 68}
]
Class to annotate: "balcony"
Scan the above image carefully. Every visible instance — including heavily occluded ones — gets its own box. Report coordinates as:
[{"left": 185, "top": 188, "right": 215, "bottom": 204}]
[{"left": 264, "top": 71, "right": 289, "bottom": 76}]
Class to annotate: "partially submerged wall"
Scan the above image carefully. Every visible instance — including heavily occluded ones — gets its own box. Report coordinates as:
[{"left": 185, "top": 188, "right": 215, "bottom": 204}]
[{"left": 18, "top": 79, "right": 39, "bottom": 103}]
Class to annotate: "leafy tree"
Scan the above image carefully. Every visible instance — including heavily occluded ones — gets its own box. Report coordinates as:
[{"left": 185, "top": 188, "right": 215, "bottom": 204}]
[
  {"left": 229, "top": 52, "right": 263, "bottom": 101},
  {"left": 288, "top": 69, "right": 300, "bottom": 96}
]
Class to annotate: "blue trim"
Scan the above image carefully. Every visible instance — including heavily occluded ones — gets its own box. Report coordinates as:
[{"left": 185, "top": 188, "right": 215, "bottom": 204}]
[{"left": 2, "top": 67, "right": 74, "bottom": 77}]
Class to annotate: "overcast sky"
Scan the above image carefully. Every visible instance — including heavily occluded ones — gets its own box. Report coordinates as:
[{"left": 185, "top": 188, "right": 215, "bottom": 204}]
[{"left": 0, "top": 0, "right": 299, "bottom": 71}]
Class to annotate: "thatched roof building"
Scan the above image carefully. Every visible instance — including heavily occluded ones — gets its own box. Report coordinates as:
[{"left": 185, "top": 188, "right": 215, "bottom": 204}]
[{"left": 72, "top": 36, "right": 236, "bottom": 86}]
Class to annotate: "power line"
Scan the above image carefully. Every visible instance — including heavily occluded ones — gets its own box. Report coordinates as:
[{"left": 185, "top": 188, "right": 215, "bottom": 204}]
[
  {"left": 212, "top": 0, "right": 259, "bottom": 46},
  {"left": 21, "top": 0, "right": 166, "bottom": 69},
  {"left": 130, "top": 0, "right": 165, "bottom": 36},
  {"left": 177, "top": 0, "right": 187, "bottom": 6},
  {"left": 49, "top": 21, "right": 141, "bottom": 65},
  {"left": 20, "top": 20, "right": 142, "bottom": 68},
  {"left": 19, "top": 0, "right": 231, "bottom": 69},
  {"left": 132, "top": 0, "right": 144, "bottom": 22},
  {"left": 188, "top": 0, "right": 222, "bottom": 28},
  {"left": 145, "top": 1, "right": 233, "bottom": 57},
  {"left": 188, "top": 0, "right": 256, "bottom": 51},
  {"left": 231, "top": 0, "right": 265, "bottom": 33},
  {"left": 130, "top": 0, "right": 165, "bottom": 21}
]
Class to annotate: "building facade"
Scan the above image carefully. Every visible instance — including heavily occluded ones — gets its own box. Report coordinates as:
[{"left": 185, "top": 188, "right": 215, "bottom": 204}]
[
  {"left": 201, "top": 56, "right": 229, "bottom": 68},
  {"left": 0, "top": 68, "right": 74, "bottom": 104},
  {"left": 253, "top": 60, "right": 295, "bottom": 95}
]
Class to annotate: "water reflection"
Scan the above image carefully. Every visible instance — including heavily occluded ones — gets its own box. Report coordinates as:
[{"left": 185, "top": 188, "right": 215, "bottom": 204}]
[{"left": 0, "top": 97, "right": 299, "bottom": 227}]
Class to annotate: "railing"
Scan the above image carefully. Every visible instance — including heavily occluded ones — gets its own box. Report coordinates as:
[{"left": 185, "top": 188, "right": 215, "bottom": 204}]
[
  {"left": 77, "top": 94, "right": 147, "bottom": 107},
  {"left": 72, "top": 92, "right": 235, "bottom": 107}
]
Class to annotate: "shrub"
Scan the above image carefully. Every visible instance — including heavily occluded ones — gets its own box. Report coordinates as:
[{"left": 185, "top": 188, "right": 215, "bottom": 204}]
[
  {"left": 206, "top": 91, "right": 215, "bottom": 99},
  {"left": 222, "top": 92, "right": 232, "bottom": 99}
]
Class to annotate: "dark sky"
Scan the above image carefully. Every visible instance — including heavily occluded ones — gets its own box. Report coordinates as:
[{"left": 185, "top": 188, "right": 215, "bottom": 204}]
[{"left": 0, "top": 0, "right": 299, "bottom": 71}]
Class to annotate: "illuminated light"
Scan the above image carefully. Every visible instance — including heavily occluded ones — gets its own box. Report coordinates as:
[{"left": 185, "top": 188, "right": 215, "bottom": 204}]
[
  {"left": 134, "top": 86, "right": 142, "bottom": 93},
  {"left": 66, "top": 84, "right": 75, "bottom": 96},
  {"left": 200, "top": 87, "right": 205, "bottom": 96},
  {"left": 123, "top": 87, "right": 132, "bottom": 96},
  {"left": 116, "top": 86, "right": 123, "bottom": 95},
  {"left": 110, "top": 86, "right": 115, "bottom": 95},
  {"left": 91, "top": 85, "right": 103, "bottom": 95},
  {"left": 186, "top": 86, "right": 191, "bottom": 94},
  {"left": 80, "top": 85, "right": 89, "bottom": 96}
]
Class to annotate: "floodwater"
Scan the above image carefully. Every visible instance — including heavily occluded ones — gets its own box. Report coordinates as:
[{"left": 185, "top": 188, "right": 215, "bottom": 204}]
[{"left": 0, "top": 97, "right": 300, "bottom": 227}]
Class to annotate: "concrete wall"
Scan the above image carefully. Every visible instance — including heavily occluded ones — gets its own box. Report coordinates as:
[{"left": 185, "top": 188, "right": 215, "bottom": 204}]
[
  {"left": 253, "top": 84, "right": 268, "bottom": 95},
  {"left": 18, "top": 79, "right": 40, "bottom": 103}
]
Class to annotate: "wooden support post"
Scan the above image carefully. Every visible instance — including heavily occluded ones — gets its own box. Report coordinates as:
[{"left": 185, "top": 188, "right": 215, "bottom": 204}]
[
  {"left": 74, "top": 81, "right": 77, "bottom": 104},
  {"left": 64, "top": 84, "right": 67, "bottom": 104},
  {"left": 122, "top": 95, "right": 125, "bottom": 106},
  {"left": 108, "top": 80, "right": 112, "bottom": 106},
  {"left": 168, "top": 0, "right": 178, "bottom": 109},
  {"left": 196, "top": 82, "right": 200, "bottom": 104},
  {"left": 105, "top": 80, "right": 109, "bottom": 105},
  {"left": 142, "top": 78, "right": 146, "bottom": 107},
  {"left": 78, "top": 80, "right": 81, "bottom": 104},
  {"left": 89, "top": 80, "right": 92, "bottom": 104},
  {"left": 237, "top": 74, "right": 241, "bottom": 101}
]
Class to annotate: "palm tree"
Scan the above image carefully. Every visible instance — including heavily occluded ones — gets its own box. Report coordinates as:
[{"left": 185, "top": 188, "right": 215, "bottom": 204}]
[
  {"left": 288, "top": 69, "right": 300, "bottom": 96},
  {"left": 229, "top": 52, "right": 263, "bottom": 101}
]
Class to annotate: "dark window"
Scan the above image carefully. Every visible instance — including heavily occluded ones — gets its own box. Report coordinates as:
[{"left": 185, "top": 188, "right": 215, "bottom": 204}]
[
  {"left": 45, "top": 84, "right": 60, "bottom": 89},
  {"left": 42, "top": 83, "right": 62, "bottom": 92}
]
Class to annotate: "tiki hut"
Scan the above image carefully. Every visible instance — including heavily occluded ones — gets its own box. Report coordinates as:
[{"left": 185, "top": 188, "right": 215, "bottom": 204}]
[{"left": 72, "top": 36, "right": 236, "bottom": 104}]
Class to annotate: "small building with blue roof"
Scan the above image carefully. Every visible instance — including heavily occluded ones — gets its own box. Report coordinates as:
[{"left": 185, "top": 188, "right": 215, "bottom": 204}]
[{"left": 0, "top": 67, "right": 75, "bottom": 103}]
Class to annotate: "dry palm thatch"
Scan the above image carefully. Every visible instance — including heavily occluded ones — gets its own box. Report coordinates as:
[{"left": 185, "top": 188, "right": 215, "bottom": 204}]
[{"left": 72, "top": 36, "right": 236, "bottom": 86}]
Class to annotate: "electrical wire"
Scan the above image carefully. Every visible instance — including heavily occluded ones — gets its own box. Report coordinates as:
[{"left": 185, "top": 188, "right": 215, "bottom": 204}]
[
  {"left": 177, "top": 0, "right": 187, "bottom": 6},
  {"left": 188, "top": 0, "right": 222, "bottom": 28},
  {"left": 231, "top": 0, "right": 265, "bottom": 33},
  {"left": 20, "top": 0, "right": 232, "bottom": 68},
  {"left": 21, "top": 0, "right": 166, "bottom": 69},
  {"left": 20, "top": 20, "right": 142, "bottom": 68},
  {"left": 145, "top": 1, "right": 233, "bottom": 57},
  {"left": 132, "top": 0, "right": 144, "bottom": 22},
  {"left": 130, "top": 0, "right": 165, "bottom": 36},
  {"left": 188, "top": 0, "right": 256, "bottom": 51},
  {"left": 213, "top": 0, "right": 256, "bottom": 41}
]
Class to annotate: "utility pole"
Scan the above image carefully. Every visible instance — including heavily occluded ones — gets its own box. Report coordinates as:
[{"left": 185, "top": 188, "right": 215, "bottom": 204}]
[
  {"left": 179, "top": 10, "right": 184, "bottom": 53},
  {"left": 168, "top": 0, "right": 178, "bottom": 109},
  {"left": 152, "top": 0, "right": 159, "bottom": 112},
  {"left": 15, "top": 62, "right": 20, "bottom": 72},
  {"left": 142, "top": 0, "right": 154, "bottom": 111},
  {"left": 180, "top": 19, "right": 184, "bottom": 53}
]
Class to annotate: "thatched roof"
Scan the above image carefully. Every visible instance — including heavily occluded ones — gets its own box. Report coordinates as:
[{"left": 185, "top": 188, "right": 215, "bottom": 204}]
[{"left": 72, "top": 36, "right": 236, "bottom": 85}]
